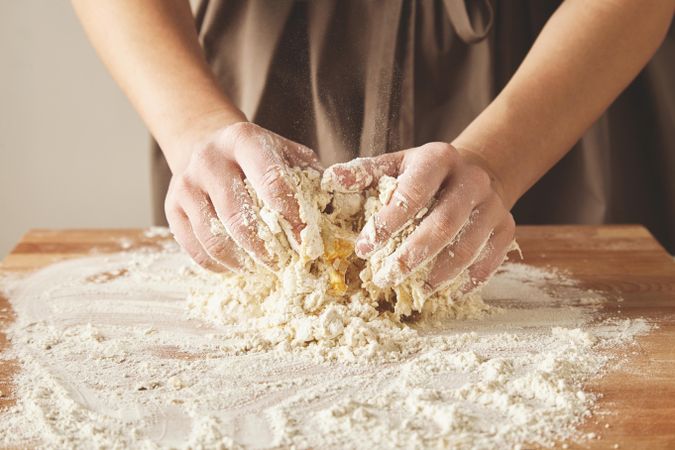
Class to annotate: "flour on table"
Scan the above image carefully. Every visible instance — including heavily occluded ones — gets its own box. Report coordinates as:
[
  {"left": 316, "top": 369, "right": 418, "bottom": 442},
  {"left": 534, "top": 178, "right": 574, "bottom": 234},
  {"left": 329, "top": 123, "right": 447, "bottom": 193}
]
[
  {"left": 0, "top": 239, "right": 651, "bottom": 449},
  {"left": 0, "top": 168, "right": 654, "bottom": 449},
  {"left": 143, "top": 226, "right": 173, "bottom": 239}
]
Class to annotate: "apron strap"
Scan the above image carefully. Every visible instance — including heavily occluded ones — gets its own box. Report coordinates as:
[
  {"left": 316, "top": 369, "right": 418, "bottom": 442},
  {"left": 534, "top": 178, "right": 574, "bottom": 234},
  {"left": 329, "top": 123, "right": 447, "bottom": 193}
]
[{"left": 442, "top": 0, "right": 494, "bottom": 44}]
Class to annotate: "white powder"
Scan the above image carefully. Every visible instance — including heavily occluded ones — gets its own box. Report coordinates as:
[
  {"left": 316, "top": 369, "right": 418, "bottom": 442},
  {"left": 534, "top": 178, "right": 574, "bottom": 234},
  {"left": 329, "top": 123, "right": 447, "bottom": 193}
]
[
  {"left": 0, "top": 241, "right": 651, "bottom": 449},
  {"left": 143, "top": 227, "right": 173, "bottom": 239},
  {"left": 187, "top": 168, "right": 500, "bottom": 364}
]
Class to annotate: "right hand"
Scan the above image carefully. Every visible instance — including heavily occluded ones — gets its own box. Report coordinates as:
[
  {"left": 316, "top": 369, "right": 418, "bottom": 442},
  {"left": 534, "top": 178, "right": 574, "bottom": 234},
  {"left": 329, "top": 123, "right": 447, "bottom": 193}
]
[
  {"left": 324, "top": 142, "right": 516, "bottom": 294},
  {"left": 164, "top": 121, "right": 321, "bottom": 273}
]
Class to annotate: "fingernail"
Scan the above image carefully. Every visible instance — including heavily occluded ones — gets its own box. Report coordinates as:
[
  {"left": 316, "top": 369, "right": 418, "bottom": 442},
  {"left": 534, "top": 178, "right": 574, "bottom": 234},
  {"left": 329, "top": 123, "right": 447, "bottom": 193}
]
[
  {"left": 355, "top": 219, "right": 378, "bottom": 258},
  {"left": 355, "top": 238, "right": 373, "bottom": 258}
]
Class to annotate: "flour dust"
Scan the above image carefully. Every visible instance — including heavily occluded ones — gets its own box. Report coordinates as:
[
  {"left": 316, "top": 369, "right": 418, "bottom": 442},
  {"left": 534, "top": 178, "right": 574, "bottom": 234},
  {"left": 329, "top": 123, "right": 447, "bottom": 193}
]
[{"left": 0, "top": 234, "right": 650, "bottom": 449}]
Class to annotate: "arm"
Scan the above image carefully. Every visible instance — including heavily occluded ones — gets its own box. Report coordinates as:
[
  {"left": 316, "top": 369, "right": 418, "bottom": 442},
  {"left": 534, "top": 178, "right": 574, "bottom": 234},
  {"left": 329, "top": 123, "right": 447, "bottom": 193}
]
[
  {"left": 72, "top": 0, "right": 243, "bottom": 172},
  {"left": 325, "top": 0, "right": 673, "bottom": 293},
  {"left": 72, "top": 0, "right": 320, "bottom": 272},
  {"left": 454, "top": 0, "right": 675, "bottom": 208}
]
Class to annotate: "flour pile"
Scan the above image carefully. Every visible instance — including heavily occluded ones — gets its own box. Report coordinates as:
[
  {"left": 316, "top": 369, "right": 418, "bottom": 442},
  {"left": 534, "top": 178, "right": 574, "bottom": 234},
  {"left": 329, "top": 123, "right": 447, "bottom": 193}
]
[
  {"left": 0, "top": 235, "right": 650, "bottom": 448},
  {"left": 190, "top": 167, "right": 504, "bottom": 361}
]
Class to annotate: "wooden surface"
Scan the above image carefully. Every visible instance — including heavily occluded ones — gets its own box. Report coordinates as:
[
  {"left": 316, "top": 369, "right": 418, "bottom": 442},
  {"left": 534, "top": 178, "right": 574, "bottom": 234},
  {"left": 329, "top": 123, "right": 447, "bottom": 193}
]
[{"left": 1, "top": 225, "right": 674, "bottom": 449}]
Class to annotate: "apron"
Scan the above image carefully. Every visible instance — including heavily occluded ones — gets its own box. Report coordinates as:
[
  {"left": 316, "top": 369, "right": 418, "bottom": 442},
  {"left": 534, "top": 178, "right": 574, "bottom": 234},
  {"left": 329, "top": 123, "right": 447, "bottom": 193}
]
[{"left": 151, "top": 0, "right": 675, "bottom": 252}]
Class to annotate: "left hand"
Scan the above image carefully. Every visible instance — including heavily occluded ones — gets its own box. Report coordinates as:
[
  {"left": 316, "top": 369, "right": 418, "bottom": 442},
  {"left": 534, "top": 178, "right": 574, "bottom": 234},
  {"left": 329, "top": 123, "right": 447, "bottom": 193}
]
[{"left": 323, "top": 142, "right": 516, "bottom": 293}]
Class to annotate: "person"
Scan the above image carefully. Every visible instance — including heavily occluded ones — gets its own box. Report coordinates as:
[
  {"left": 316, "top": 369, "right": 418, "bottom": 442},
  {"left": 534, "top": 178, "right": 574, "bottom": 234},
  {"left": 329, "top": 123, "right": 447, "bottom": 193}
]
[{"left": 72, "top": 0, "right": 674, "bottom": 292}]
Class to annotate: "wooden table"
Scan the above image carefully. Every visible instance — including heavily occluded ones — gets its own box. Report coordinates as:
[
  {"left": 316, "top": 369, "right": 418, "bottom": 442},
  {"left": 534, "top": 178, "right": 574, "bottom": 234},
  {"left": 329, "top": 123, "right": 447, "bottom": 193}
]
[{"left": 1, "top": 225, "right": 674, "bottom": 449}]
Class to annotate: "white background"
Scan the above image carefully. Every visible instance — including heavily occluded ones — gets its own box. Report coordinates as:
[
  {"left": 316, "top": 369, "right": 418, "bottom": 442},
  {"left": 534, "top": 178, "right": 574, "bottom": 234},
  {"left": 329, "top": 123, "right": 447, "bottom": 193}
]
[{"left": 0, "top": 1, "right": 152, "bottom": 257}]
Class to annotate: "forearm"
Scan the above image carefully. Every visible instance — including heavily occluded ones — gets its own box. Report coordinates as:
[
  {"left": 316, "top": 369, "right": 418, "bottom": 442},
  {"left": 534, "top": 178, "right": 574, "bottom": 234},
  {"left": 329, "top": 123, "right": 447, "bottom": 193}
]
[
  {"left": 453, "top": 0, "right": 674, "bottom": 207},
  {"left": 71, "top": 0, "right": 245, "bottom": 172}
]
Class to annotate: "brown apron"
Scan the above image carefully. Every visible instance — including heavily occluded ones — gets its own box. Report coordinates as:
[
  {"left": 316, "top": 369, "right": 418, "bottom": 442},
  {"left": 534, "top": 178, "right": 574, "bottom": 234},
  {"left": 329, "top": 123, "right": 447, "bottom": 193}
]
[{"left": 152, "top": 0, "right": 675, "bottom": 252}]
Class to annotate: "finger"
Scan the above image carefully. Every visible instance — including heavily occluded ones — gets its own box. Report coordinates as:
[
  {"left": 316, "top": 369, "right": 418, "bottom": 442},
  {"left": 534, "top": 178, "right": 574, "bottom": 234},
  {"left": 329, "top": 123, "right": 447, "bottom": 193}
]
[
  {"left": 356, "top": 143, "right": 454, "bottom": 258},
  {"left": 462, "top": 215, "right": 517, "bottom": 293},
  {"left": 253, "top": 126, "right": 323, "bottom": 170},
  {"left": 180, "top": 188, "right": 250, "bottom": 272},
  {"left": 165, "top": 206, "right": 229, "bottom": 273},
  {"left": 424, "top": 201, "right": 507, "bottom": 291},
  {"left": 373, "top": 185, "right": 497, "bottom": 287},
  {"left": 199, "top": 160, "right": 275, "bottom": 267},
  {"left": 282, "top": 140, "right": 323, "bottom": 171},
  {"left": 230, "top": 126, "right": 305, "bottom": 244},
  {"left": 321, "top": 153, "right": 401, "bottom": 193}
]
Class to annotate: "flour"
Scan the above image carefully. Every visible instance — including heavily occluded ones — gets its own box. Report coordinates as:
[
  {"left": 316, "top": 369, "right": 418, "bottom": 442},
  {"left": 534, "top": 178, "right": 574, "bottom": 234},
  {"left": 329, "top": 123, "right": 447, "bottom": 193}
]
[
  {"left": 0, "top": 242, "right": 651, "bottom": 449},
  {"left": 143, "top": 226, "right": 173, "bottom": 239},
  {"left": 0, "top": 170, "right": 652, "bottom": 448},
  {"left": 186, "top": 168, "right": 502, "bottom": 363}
]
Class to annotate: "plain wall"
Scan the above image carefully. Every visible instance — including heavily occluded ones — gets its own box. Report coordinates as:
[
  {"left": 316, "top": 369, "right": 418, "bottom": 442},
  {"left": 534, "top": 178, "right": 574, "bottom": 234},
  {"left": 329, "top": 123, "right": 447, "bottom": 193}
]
[{"left": 0, "top": 1, "right": 152, "bottom": 258}]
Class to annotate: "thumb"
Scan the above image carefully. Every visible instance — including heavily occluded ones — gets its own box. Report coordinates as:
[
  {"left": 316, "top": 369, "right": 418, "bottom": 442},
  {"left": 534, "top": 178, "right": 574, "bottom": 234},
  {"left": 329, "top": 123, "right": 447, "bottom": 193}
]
[{"left": 321, "top": 153, "right": 402, "bottom": 193}]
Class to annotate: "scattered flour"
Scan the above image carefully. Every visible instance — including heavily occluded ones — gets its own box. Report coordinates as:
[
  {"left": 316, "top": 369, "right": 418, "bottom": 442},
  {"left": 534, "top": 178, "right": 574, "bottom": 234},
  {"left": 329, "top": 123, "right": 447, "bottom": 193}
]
[
  {"left": 0, "top": 169, "right": 652, "bottom": 448},
  {"left": 143, "top": 227, "right": 173, "bottom": 239},
  {"left": 0, "top": 241, "right": 651, "bottom": 448}
]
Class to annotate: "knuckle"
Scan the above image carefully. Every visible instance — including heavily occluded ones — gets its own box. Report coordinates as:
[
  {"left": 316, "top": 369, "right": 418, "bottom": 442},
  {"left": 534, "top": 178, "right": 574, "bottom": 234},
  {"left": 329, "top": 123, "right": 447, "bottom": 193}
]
[
  {"left": 396, "top": 253, "right": 415, "bottom": 275},
  {"left": 163, "top": 193, "right": 185, "bottom": 222},
  {"left": 451, "top": 240, "right": 476, "bottom": 264},
  {"left": 223, "top": 208, "right": 255, "bottom": 238},
  {"left": 202, "top": 234, "right": 228, "bottom": 257},
  {"left": 221, "top": 121, "right": 258, "bottom": 146},
  {"left": 397, "top": 183, "right": 427, "bottom": 212},
  {"left": 399, "top": 239, "right": 436, "bottom": 272},
  {"left": 427, "top": 213, "right": 456, "bottom": 242},
  {"left": 368, "top": 214, "right": 392, "bottom": 244},
  {"left": 260, "top": 164, "right": 289, "bottom": 194},
  {"left": 173, "top": 174, "right": 197, "bottom": 197},
  {"left": 164, "top": 202, "right": 181, "bottom": 225},
  {"left": 192, "top": 252, "right": 216, "bottom": 270},
  {"left": 376, "top": 216, "right": 393, "bottom": 242}
]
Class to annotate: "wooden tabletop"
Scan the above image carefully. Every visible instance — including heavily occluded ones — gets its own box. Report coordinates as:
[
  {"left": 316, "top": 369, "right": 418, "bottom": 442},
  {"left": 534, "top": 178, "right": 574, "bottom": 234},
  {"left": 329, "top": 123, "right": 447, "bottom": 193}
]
[{"left": 1, "top": 225, "right": 674, "bottom": 449}]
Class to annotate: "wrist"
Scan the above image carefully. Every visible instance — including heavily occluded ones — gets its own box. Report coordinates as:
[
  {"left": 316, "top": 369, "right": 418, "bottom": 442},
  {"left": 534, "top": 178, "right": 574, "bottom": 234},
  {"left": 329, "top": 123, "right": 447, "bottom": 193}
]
[
  {"left": 452, "top": 100, "right": 536, "bottom": 210},
  {"left": 453, "top": 143, "right": 517, "bottom": 209},
  {"left": 161, "top": 106, "right": 247, "bottom": 174}
]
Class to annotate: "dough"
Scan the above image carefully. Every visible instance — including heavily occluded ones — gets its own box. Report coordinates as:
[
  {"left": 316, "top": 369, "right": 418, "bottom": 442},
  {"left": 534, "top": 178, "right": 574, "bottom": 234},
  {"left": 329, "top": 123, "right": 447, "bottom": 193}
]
[{"left": 188, "top": 167, "right": 504, "bottom": 360}]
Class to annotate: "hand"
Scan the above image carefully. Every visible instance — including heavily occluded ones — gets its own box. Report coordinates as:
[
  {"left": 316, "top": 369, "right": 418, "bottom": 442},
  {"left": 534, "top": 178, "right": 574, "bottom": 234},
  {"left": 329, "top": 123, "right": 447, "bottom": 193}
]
[
  {"left": 164, "top": 121, "right": 321, "bottom": 272},
  {"left": 324, "top": 142, "right": 516, "bottom": 293}
]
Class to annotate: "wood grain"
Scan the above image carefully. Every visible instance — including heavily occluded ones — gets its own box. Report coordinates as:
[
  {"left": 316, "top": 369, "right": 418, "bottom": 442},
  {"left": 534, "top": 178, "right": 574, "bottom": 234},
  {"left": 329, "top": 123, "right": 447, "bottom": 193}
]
[{"left": 1, "top": 225, "right": 674, "bottom": 449}]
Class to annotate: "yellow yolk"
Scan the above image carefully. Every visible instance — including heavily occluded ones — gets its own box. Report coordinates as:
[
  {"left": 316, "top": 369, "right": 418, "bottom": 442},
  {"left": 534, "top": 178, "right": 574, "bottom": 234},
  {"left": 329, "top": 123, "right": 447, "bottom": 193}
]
[{"left": 323, "top": 238, "right": 353, "bottom": 295}]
